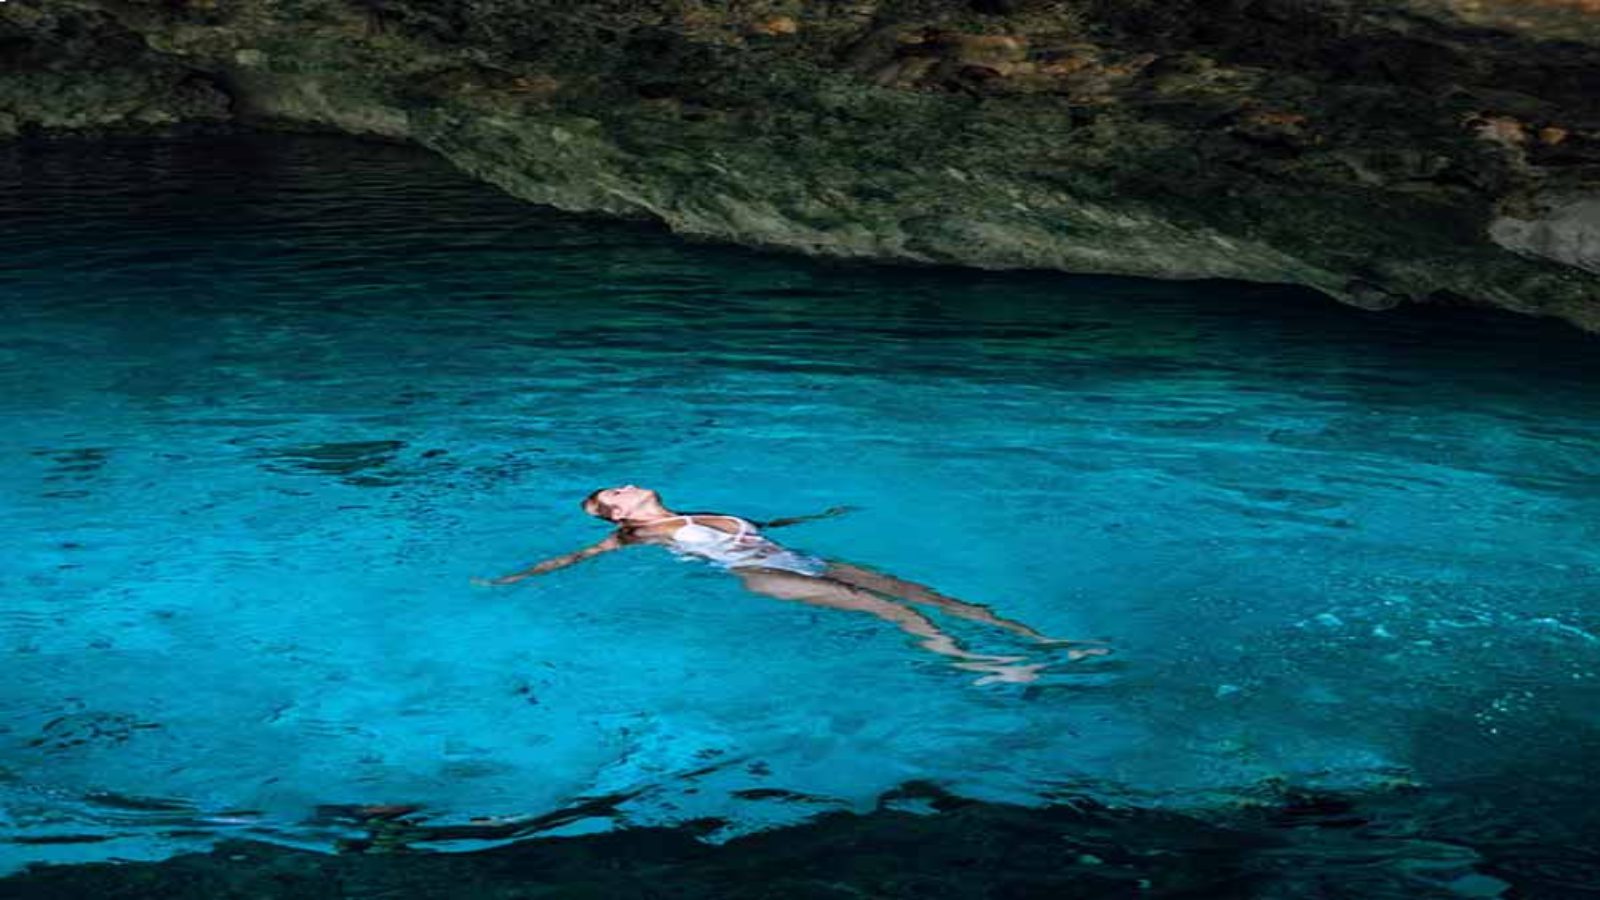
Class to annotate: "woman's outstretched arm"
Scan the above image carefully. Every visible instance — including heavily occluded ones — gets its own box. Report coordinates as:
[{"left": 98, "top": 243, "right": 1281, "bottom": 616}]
[
  {"left": 474, "top": 534, "right": 622, "bottom": 585},
  {"left": 757, "top": 505, "right": 858, "bottom": 529}
]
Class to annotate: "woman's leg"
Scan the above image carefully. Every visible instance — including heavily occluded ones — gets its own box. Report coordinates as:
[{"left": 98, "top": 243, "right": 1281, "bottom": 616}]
[
  {"left": 822, "top": 563, "right": 1109, "bottom": 659},
  {"left": 732, "top": 568, "right": 1021, "bottom": 665},
  {"left": 822, "top": 563, "right": 1049, "bottom": 639}
]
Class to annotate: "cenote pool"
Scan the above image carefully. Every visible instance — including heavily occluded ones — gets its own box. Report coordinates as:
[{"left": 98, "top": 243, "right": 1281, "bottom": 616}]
[{"left": 2, "top": 136, "right": 1599, "bottom": 892}]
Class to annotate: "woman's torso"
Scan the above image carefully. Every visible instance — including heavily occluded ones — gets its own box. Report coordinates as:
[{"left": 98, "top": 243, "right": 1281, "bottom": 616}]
[{"left": 625, "top": 515, "right": 825, "bottom": 576}]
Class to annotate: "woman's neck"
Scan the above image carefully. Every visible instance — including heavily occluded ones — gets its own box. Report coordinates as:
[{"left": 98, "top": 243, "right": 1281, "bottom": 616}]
[{"left": 619, "top": 505, "right": 677, "bottom": 526}]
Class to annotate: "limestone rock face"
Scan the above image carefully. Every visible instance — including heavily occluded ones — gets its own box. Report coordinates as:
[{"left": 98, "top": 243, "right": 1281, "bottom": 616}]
[
  {"left": 0, "top": 3, "right": 231, "bottom": 136},
  {"left": 3, "top": 0, "right": 1598, "bottom": 328},
  {"left": 1492, "top": 192, "right": 1600, "bottom": 275}
]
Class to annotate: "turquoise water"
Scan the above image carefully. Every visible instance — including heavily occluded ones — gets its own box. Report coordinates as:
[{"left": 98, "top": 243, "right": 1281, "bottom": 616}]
[{"left": 3, "top": 137, "right": 1599, "bottom": 884}]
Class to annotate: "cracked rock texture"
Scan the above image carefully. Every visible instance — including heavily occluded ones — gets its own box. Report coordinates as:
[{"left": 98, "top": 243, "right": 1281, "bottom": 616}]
[{"left": 2, "top": 0, "right": 1597, "bottom": 328}]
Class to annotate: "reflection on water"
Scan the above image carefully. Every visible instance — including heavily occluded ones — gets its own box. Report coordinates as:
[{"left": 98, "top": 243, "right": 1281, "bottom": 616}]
[{"left": 1, "top": 136, "right": 1598, "bottom": 893}]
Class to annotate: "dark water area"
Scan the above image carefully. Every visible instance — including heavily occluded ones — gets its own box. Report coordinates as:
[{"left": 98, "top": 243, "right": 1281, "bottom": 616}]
[{"left": 1, "top": 135, "right": 1598, "bottom": 897}]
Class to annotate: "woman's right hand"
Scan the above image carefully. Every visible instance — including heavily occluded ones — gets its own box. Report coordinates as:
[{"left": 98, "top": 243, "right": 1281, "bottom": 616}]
[{"left": 471, "top": 575, "right": 522, "bottom": 587}]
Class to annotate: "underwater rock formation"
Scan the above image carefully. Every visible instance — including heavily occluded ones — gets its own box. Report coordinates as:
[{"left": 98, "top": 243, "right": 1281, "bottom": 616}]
[{"left": 2, "top": 1, "right": 1598, "bottom": 328}]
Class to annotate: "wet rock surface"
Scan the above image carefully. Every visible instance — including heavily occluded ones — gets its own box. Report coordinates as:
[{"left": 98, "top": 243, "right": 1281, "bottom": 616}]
[{"left": 3, "top": 1, "right": 1598, "bottom": 327}]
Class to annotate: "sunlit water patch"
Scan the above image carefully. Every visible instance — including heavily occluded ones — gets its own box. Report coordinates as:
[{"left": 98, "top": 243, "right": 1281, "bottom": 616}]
[{"left": 2, "top": 137, "right": 1599, "bottom": 880}]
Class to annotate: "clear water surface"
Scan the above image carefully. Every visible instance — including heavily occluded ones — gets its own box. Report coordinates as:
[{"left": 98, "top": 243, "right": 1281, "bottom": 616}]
[{"left": 2, "top": 137, "right": 1598, "bottom": 882}]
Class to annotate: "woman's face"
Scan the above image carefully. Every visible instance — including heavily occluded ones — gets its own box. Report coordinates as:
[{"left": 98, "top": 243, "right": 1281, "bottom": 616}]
[{"left": 592, "top": 484, "right": 654, "bottom": 521}]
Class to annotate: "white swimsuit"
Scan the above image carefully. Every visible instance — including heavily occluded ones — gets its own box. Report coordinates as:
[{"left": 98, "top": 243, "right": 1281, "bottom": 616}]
[{"left": 650, "top": 515, "right": 826, "bottom": 577}]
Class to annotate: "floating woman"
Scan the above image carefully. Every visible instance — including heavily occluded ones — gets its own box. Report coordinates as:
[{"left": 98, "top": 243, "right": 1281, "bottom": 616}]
[{"left": 475, "top": 485, "right": 1107, "bottom": 683}]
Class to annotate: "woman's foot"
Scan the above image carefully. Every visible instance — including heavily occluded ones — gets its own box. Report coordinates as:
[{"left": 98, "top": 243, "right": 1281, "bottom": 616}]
[
  {"left": 1064, "top": 646, "right": 1111, "bottom": 661},
  {"left": 1032, "top": 637, "right": 1112, "bottom": 659},
  {"left": 954, "top": 660, "right": 1048, "bottom": 686}
]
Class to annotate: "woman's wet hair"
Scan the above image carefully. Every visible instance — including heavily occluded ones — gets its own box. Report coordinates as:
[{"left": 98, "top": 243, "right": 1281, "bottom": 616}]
[{"left": 581, "top": 489, "right": 612, "bottom": 518}]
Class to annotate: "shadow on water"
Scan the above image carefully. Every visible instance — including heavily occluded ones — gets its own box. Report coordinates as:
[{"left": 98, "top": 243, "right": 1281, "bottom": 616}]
[{"left": 4, "top": 134, "right": 1598, "bottom": 367}]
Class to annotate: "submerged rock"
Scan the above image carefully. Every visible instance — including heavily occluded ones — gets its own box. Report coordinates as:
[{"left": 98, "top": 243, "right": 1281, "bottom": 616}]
[{"left": 2, "top": 0, "right": 1598, "bottom": 328}]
